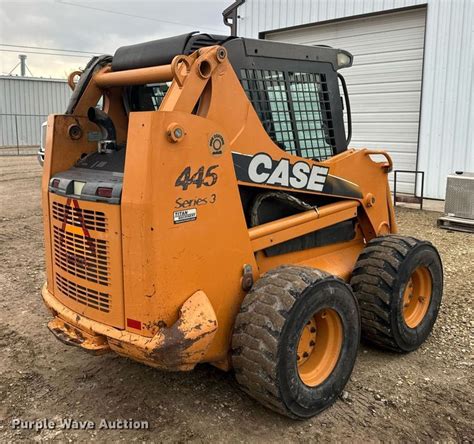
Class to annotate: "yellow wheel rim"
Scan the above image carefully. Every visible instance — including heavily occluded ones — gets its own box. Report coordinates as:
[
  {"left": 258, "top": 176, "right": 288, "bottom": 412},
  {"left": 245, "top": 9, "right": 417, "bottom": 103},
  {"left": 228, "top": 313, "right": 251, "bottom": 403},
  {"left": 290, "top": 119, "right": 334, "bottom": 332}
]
[
  {"left": 297, "top": 308, "right": 343, "bottom": 387},
  {"left": 402, "top": 266, "right": 432, "bottom": 328}
]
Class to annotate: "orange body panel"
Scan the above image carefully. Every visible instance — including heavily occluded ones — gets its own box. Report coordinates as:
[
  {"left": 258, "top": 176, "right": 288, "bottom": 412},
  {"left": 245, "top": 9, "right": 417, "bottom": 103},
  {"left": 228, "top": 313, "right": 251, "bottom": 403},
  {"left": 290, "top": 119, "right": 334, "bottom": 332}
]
[
  {"left": 120, "top": 110, "right": 258, "bottom": 364},
  {"left": 42, "top": 115, "right": 101, "bottom": 294},
  {"left": 41, "top": 46, "right": 396, "bottom": 371}
]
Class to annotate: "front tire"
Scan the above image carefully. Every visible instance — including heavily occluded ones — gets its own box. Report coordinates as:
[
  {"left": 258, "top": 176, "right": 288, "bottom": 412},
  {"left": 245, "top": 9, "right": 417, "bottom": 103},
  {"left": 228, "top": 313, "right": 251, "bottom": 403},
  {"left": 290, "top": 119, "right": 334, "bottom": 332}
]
[
  {"left": 232, "top": 265, "right": 360, "bottom": 419},
  {"left": 350, "top": 235, "right": 443, "bottom": 352}
]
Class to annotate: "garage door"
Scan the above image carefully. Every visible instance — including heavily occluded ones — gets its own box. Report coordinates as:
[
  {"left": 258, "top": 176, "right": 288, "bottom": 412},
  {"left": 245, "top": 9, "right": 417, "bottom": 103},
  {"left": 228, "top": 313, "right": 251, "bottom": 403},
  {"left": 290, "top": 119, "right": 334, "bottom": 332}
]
[{"left": 265, "top": 7, "right": 427, "bottom": 193}]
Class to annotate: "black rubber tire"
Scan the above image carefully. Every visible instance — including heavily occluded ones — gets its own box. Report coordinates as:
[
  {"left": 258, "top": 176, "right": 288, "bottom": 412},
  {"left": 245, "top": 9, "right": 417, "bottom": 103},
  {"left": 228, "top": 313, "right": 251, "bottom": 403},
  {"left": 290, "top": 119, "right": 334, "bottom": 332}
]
[
  {"left": 232, "top": 265, "right": 360, "bottom": 419},
  {"left": 350, "top": 235, "right": 443, "bottom": 353}
]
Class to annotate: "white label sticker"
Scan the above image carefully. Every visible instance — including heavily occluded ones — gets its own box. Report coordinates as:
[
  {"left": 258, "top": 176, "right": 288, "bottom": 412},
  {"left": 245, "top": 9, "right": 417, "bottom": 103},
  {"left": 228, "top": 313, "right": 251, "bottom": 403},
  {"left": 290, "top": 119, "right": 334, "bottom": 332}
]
[{"left": 173, "top": 208, "right": 197, "bottom": 224}]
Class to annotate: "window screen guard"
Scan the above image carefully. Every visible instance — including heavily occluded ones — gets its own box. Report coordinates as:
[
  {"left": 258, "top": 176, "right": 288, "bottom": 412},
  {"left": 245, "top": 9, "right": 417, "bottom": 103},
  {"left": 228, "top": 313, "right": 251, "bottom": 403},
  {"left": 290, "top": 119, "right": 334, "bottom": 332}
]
[{"left": 241, "top": 69, "right": 336, "bottom": 161}]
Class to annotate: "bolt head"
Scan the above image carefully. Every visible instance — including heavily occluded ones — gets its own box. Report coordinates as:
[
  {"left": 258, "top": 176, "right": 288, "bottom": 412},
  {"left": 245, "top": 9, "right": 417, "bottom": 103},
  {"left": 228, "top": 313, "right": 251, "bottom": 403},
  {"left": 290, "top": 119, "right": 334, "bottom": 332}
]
[
  {"left": 217, "top": 47, "right": 227, "bottom": 61},
  {"left": 167, "top": 123, "right": 185, "bottom": 143},
  {"left": 68, "top": 124, "right": 82, "bottom": 140}
]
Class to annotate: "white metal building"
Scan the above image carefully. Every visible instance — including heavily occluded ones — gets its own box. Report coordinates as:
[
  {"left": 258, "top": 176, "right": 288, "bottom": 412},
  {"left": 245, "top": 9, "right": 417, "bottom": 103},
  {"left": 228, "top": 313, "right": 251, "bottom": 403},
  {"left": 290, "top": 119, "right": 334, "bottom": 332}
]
[
  {"left": 0, "top": 76, "right": 70, "bottom": 153},
  {"left": 232, "top": 0, "right": 474, "bottom": 199}
]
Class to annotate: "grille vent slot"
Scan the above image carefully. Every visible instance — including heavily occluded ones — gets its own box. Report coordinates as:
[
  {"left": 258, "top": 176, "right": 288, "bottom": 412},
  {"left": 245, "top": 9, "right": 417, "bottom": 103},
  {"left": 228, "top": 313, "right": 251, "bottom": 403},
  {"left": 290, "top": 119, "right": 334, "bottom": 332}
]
[
  {"left": 55, "top": 273, "right": 110, "bottom": 313},
  {"left": 53, "top": 226, "right": 109, "bottom": 286},
  {"left": 52, "top": 201, "right": 107, "bottom": 232}
]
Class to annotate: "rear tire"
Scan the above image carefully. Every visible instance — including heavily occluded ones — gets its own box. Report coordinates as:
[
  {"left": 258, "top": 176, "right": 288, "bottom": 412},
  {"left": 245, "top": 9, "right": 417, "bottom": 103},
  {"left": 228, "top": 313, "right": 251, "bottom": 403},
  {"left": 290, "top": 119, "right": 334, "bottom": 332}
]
[
  {"left": 232, "top": 265, "right": 360, "bottom": 419},
  {"left": 350, "top": 235, "right": 443, "bottom": 352}
]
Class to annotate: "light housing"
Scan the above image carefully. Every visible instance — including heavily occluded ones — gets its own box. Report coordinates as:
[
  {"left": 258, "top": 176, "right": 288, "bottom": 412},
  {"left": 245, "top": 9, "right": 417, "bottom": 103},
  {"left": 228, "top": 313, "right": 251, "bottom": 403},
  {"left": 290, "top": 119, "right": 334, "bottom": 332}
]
[
  {"left": 337, "top": 51, "right": 353, "bottom": 69},
  {"left": 96, "top": 187, "right": 113, "bottom": 198}
]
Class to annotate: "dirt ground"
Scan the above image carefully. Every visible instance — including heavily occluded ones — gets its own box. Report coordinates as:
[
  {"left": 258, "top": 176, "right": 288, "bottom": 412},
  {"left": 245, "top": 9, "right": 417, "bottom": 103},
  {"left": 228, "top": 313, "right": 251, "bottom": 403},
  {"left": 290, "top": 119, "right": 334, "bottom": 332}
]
[{"left": 1, "top": 156, "right": 473, "bottom": 442}]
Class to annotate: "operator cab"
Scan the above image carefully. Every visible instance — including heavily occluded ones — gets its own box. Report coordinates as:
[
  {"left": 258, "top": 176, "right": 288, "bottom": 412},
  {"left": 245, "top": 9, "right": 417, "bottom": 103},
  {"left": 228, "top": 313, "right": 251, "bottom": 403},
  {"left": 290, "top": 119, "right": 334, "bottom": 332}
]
[{"left": 48, "top": 32, "right": 353, "bottom": 204}]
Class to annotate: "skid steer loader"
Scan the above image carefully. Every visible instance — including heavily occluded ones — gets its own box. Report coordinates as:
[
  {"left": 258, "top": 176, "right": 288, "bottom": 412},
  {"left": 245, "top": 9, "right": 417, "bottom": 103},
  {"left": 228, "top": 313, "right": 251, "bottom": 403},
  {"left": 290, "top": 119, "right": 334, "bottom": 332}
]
[{"left": 41, "top": 33, "right": 443, "bottom": 418}]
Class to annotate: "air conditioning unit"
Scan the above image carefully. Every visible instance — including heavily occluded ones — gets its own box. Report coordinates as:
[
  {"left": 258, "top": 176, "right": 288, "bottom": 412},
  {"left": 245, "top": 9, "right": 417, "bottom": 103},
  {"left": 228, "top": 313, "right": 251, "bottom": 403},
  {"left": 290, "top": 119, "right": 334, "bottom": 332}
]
[{"left": 438, "top": 172, "right": 474, "bottom": 232}]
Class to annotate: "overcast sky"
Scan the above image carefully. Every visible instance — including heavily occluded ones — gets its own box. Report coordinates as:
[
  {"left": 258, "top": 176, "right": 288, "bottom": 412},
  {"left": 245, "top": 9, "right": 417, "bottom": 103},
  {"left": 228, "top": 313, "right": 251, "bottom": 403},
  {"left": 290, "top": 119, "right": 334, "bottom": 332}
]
[{"left": 0, "top": 0, "right": 230, "bottom": 78}]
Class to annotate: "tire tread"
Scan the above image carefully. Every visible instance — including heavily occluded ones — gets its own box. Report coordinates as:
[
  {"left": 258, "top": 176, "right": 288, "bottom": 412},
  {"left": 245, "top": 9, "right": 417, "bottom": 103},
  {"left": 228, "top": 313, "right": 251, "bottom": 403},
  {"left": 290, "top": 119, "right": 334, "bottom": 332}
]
[
  {"left": 350, "top": 234, "right": 431, "bottom": 352},
  {"left": 232, "top": 265, "right": 330, "bottom": 417}
]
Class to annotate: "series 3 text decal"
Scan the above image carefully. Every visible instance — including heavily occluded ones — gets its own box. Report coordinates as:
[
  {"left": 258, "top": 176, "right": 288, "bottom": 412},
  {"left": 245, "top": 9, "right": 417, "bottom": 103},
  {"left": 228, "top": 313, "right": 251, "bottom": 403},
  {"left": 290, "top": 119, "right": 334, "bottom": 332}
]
[{"left": 175, "top": 194, "right": 217, "bottom": 209}]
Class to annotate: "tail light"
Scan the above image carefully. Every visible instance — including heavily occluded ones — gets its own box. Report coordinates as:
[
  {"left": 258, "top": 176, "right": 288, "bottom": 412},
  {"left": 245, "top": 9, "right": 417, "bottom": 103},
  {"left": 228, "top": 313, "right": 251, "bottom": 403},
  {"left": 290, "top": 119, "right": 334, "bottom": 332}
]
[{"left": 96, "top": 187, "right": 113, "bottom": 198}]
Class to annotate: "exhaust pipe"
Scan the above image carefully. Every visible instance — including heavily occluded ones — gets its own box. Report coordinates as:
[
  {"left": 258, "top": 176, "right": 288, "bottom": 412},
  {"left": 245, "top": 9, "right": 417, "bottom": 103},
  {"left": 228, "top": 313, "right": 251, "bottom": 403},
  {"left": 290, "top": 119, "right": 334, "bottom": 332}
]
[{"left": 87, "top": 107, "right": 117, "bottom": 152}]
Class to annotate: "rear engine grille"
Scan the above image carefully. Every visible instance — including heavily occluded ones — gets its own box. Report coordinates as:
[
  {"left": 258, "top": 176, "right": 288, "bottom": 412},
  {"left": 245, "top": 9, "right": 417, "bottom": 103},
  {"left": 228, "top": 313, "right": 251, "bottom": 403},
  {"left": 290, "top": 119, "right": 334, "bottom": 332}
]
[
  {"left": 49, "top": 194, "right": 124, "bottom": 327},
  {"left": 52, "top": 201, "right": 107, "bottom": 232},
  {"left": 53, "top": 226, "right": 109, "bottom": 285},
  {"left": 55, "top": 273, "right": 110, "bottom": 312}
]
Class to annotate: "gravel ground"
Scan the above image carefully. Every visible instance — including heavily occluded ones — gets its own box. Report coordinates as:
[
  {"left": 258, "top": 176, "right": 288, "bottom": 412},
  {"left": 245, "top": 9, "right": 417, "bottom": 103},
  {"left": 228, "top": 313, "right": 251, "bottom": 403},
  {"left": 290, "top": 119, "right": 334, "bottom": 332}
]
[{"left": 0, "top": 156, "right": 473, "bottom": 442}]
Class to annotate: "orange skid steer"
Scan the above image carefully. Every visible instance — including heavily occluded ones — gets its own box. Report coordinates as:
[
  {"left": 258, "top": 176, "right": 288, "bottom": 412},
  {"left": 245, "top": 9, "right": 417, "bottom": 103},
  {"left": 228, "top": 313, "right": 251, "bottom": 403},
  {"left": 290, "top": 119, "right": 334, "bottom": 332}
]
[{"left": 41, "top": 33, "right": 443, "bottom": 418}]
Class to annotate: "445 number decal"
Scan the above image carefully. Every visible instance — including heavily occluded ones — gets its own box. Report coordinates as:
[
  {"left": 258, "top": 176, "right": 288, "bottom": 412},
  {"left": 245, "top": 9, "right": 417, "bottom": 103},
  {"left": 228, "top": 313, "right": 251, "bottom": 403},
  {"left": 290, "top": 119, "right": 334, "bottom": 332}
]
[{"left": 175, "top": 165, "right": 219, "bottom": 191}]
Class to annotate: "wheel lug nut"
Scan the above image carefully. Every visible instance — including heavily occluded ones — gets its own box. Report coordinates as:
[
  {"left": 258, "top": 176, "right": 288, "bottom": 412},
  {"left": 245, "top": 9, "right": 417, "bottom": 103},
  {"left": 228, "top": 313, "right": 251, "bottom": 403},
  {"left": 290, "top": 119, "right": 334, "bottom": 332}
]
[
  {"left": 310, "top": 327, "right": 316, "bottom": 333},
  {"left": 310, "top": 340, "right": 315, "bottom": 346},
  {"left": 303, "top": 352, "right": 309, "bottom": 358}
]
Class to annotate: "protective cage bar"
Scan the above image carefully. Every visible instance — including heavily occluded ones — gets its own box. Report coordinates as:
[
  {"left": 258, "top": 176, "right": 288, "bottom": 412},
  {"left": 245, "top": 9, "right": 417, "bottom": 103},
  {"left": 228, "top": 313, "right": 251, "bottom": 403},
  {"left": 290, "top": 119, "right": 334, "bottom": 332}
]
[{"left": 94, "top": 65, "right": 173, "bottom": 88}]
